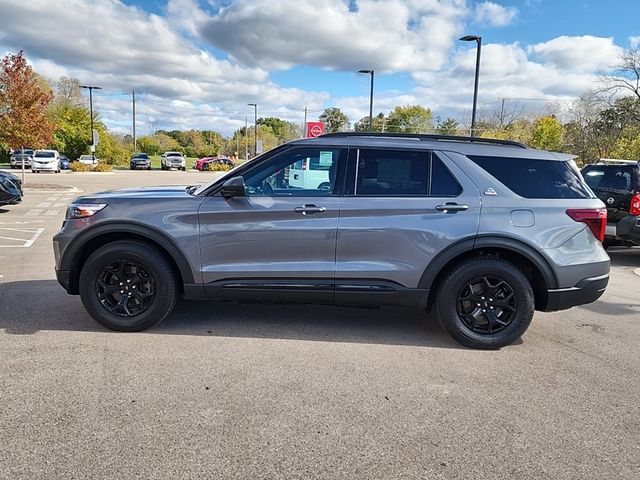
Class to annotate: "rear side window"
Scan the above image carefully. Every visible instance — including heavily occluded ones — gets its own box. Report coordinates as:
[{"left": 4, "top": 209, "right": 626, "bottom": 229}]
[
  {"left": 468, "top": 155, "right": 593, "bottom": 199},
  {"left": 582, "top": 166, "right": 634, "bottom": 191},
  {"left": 355, "top": 149, "right": 461, "bottom": 196}
]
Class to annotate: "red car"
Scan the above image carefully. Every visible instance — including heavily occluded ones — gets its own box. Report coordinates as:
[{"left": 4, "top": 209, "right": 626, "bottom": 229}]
[{"left": 193, "top": 157, "right": 216, "bottom": 171}]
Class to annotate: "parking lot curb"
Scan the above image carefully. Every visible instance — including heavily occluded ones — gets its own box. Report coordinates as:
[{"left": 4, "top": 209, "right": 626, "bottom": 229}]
[{"left": 23, "top": 183, "right": 81, "bottom": 193}]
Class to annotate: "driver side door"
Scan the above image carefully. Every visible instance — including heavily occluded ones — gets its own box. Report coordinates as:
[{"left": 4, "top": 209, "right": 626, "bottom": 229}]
[{"left": 198, "top": 145, "right": 347, "bottom": 302}]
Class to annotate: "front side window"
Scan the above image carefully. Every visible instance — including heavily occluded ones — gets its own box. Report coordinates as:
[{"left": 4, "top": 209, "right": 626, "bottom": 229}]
[{"left": 243, "top": 147, "right": 344, "bottom": 197}]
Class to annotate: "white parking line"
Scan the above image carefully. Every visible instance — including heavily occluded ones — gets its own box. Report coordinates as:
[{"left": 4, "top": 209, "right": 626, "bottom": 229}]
[{"left": 0, "top": 227, "right": 45, "bottom": 248}]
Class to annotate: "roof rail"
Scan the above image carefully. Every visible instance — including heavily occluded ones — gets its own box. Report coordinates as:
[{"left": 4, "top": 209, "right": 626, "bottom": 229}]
[
  {"left": 319, "top": 132, "right": 529, "bottom": 148},
  {"left": 596, "top": 158, "right": 640, "bottom": 165}
]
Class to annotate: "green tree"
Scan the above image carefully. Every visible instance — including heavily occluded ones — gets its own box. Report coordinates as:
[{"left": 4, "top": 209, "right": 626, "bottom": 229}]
[
  {"left": 435, "top": 117, "right": 460, "bottom": 135},
  {"left": 530, "top": 115, "right": 564, "bottom": 151},
  {"left": 0, "top": 50, "right": 54, "bottom": 148},
  {"left": 319, "top": 107, "right": 350, "bottom": 133},
  {"left": 354, "top": 112, "right": 385, "bottom": 132},
  {"left": 386, "top": 105, "right": 433, "bottom": 134}
]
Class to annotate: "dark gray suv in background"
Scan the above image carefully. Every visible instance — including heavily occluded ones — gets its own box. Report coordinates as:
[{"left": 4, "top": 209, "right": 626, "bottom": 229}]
[{"left": 54, "top": 133, "right": 610, "bottom": 349}]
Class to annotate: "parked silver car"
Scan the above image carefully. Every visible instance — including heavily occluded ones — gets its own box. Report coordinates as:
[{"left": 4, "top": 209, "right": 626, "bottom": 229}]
[{"left": 53, "top": 133, "right": 610, "bottom": 349}]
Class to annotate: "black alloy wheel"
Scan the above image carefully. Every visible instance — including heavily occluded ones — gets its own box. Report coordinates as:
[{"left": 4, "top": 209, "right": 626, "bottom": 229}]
[
  {"left": 96, "top": 259, "right": 156, "bottom": 317},
  {"left": 456, "top": 276, "right": 516, "bottom": 334}
]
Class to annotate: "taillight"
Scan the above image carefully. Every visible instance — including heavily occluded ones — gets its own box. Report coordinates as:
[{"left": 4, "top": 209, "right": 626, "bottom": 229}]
[
  {"left": 566, "top": 208, "right": 607, "bottom": 242},
  {"left": 630, "top": 194, "right": 640, "bottom": 216}
]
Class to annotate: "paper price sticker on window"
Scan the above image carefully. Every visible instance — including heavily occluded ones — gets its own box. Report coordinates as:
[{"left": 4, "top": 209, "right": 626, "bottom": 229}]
[{"left": 319, "top": 151, "right": 333, "bottom": 167}]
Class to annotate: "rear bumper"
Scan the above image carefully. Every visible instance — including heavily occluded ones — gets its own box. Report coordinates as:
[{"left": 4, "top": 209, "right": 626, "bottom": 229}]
[
  {"left": 543, "top": 273, "right": 609, "bottom": 311},
  {"left": 615, "top": 215, "right": 640, "bottom": 245}
]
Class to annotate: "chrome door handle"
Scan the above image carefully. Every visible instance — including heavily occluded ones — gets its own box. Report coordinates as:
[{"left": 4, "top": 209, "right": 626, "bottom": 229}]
[
  {"left": 435, "top": 203, "right": 469, "bottom": 212},
  {"left": 294, "top": 204, "right": 327, "bottom": 215}
]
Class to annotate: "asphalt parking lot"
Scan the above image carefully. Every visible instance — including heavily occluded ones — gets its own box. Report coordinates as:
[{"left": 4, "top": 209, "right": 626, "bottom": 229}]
[{"left": 1, "top": 169, "right": 639, "bottom": 479}]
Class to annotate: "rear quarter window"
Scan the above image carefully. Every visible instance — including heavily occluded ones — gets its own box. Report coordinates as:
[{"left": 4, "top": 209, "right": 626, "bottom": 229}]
[{"left": 468, "top": 155, "right": 594, "bottom": 199}]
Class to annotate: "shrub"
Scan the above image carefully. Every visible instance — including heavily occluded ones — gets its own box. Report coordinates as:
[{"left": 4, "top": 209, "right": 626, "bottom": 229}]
[
  {"left": 93, "top": 162, "right": 113, "bottom": 172},
  {"left": 206, "top": 162, "right": 233, "bottom": 172},
  {"left": 69, "top": 161, "right": 90, "bottom": 172}
]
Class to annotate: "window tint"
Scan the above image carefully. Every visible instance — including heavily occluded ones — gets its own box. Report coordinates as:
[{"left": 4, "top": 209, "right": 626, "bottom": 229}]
[
  {"left": 354, "top": 150, "right": 461, "bottom": 197},
  {"left": 431, "top": 155, "right": 462, "bottom": 196},
  {"left": 468, "top": 155, "right": 593, "bottom": 199},
  {"left": 34, "top": 151, "right": 55, "bottom": 158},
  {"left": 244, "top": 147, "right": 344, "bottom": 197},
  {"left": 582, "top": 166, "right": 633, "bottom": 191},
  {"left": 356, "top": 149, "right": 429, "bottom": 195}
]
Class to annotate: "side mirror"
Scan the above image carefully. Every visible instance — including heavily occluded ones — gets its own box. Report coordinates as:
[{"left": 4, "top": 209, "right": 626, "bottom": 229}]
[{"left": 221, "top": 176, "right": 246, "bottom": 198}]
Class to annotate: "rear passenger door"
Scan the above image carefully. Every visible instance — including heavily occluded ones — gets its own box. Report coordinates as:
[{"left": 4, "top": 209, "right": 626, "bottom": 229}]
[{"left": 335, "top": 148, "right": 481, "bottom": 294}]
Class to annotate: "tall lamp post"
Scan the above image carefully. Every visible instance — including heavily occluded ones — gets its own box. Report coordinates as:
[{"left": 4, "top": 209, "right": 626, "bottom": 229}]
[
  {"left": 247, "top": 103, "right": 257, "bottom": 157},
  {"left": 358, "top": 69, "right": 374, "bottom": 130},
  {"left": 80, "top": 84, "right": 102, "bottom": 162},
  {"left": 459, "top": 35, "right": 482, "bottom": 137}
]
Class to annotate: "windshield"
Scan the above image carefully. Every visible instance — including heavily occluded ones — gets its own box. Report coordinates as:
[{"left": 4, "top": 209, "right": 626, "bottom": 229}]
[
  {"left": 34, "top": 151, "right": 55, "bottom": 158},
  {"left": 133, "top": 154, "right": 149, "bottom": 159},
  {"left": 15, "top": 150, "right": 34, "bottom": 155},
  {"left": 167, "top": 153, "right": 183, "bottom": 157}
]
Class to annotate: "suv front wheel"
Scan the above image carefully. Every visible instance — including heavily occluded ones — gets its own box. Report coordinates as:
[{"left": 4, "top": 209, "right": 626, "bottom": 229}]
[
  {"left": 79, "top": 240, "right": 178, "bottom": 331},
  {"left": 434, "top": 257, "right": 534, "bottom": 349}
]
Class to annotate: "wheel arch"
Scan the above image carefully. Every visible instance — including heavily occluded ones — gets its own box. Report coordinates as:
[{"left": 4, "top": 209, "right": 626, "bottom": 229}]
[
  {"left": 61, "top": 222, "right": 195, "bottom": 295},
  {"left": 420, "top": 235, "right": 558, "bottom": 311}
]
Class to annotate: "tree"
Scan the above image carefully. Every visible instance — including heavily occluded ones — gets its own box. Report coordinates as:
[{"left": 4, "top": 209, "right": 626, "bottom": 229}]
[
  {"left": 257, "top": 117, "right": 300, "bottom": 143},
  {"left": 319, "top": 107, "right": 350, "bottom": 133},
  {"left": 53, "top": 76, "right": 83, "bottom": 109},
  {"left": 386, "top": 105, "right": 433, "bottom": 134},
  {"left": 0, "top": 51, "right": 54, "bottom": 148},
  {"left": 435, "top": 118, "right": 460, "bottom": 135},
  {"left": 354, "top": 112, "right": 385, "bottom": 132},
  {"left": 530, "top": 115, "right": 564, "bottom": 151}
]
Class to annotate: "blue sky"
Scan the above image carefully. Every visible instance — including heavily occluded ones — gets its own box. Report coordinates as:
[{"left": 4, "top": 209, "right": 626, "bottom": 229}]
[{"left": 1, "top": 0, "right": 638, "bottom": 135}]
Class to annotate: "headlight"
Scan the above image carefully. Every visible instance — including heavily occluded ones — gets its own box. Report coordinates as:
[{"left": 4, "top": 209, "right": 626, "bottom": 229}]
[{"left": 67, "top": 203, "right": 107, "bottom": 219}]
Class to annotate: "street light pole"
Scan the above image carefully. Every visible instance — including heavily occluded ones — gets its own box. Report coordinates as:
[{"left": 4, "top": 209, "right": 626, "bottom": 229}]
[
  {"left": 248, "top": 103, "right": 257, "bottom": 157},
  {"left": 459, "top": 35, "right": 482, "bottom": 137},
  {"left": 358, "top": 69, "right": 375, "bottom": 130},
  {"left": 80, "top": 84, "right": 102, "bottom": 162}
]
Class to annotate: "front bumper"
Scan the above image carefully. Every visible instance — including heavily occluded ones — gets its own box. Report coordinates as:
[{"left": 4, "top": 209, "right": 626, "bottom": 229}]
[
  {"left": 32, "top": 162, "right": 57, "bottom": 171},
  {"left": 543, "top": 273, "right": 609, "bottom": 311},
  {"left": 131, "top": 162, "right": 150, "bottom": 169}
]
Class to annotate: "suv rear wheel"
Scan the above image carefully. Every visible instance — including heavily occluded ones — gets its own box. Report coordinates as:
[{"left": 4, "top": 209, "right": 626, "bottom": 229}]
[
  {"left": 79, "top": 240, "right": 178, "bottom": 331},
  {"left": 434, "top": 257, "right": 534, "bottom": 349}
]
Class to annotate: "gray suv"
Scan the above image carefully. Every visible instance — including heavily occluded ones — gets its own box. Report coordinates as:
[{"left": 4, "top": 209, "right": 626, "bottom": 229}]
[{"left": 53, "top": 133, "right": 610, "bottom": 349}]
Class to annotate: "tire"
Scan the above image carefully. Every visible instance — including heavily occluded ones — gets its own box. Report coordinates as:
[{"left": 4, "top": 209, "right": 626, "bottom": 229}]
[
  {"left": 181, "top": 167, "right": 186, "bottom": 171},
  {"left": 78, "top": 240, "right": 179, "bottom": 332},
  {"left": 434, "top": 257, "right": 534, "bottom": 349}
]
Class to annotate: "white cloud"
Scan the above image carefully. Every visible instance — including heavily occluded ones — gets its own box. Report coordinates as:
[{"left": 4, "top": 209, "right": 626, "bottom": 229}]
[
  {"left": 630, "top": 36, "right": 640, "bottom": 49},
  {"left": 528, "top": 35, "right": 622, "bottom": 72},
  {"left": 474, "top": 1, "right": 518, "bottom": 27},
  {"left": 197, "top": 0, "right": 467, "bottom": 72}
]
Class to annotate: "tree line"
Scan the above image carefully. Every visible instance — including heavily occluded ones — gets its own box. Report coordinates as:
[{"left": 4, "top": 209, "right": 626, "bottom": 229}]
[{"left": 2, "top": 49, "right": 639, "bottom": 165}]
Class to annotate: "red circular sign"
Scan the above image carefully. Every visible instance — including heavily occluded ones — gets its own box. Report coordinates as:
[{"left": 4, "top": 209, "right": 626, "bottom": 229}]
[{"left": 310, "top": 124, "right": 323, "bottom": 137}]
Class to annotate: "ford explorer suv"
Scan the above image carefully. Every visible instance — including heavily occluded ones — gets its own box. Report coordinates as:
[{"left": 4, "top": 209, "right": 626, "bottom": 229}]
[
  {"left": 53, "top": 133, "right": 610, "bottom": 349},
  {"left": 581, "top": 159, "right": 640, "bottom": 247}
]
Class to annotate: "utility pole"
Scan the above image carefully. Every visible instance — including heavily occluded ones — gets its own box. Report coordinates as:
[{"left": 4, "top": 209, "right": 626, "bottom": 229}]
[
  {"left": 80, "top": 85, "right": 102, "bottom": 162},
  {"left": 244, "top": 116, "right": 249, "bottom": 160},
  {"left": 132, "top": 89, "right": 136, "bottom": 152},
  {"left": 248, "top": 103, "right": 257, "bottom": 156},
  {"left": 303, "top": 106, "right": 307, "bottom": 138}
]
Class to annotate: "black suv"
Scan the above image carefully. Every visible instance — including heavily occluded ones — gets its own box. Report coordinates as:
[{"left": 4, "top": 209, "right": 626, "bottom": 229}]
[{"left": 582, "top": 160, "right": 640, "bottom": 247}]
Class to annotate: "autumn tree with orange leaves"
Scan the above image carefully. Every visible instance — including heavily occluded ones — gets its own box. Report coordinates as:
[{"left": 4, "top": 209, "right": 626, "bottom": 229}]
[{"left": 0, "top": 50, "right": 54, "bottom": 149}]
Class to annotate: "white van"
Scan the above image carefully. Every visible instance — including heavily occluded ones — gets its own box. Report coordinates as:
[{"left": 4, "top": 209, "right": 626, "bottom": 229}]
[
  {"left": 287, "top": 153, "right": 332, "bottom": 190},
  {"left": 32, "top": 150, "right": 61, "bottom": 173}
]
